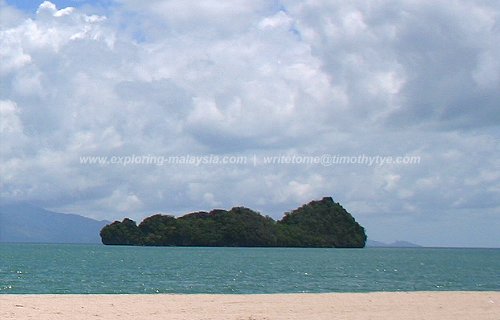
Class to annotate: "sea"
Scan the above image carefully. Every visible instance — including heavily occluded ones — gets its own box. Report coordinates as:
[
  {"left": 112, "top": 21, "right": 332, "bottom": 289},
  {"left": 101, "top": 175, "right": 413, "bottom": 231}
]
[{"left": 1, "top": 244, "right": 499, "bottom": 294}]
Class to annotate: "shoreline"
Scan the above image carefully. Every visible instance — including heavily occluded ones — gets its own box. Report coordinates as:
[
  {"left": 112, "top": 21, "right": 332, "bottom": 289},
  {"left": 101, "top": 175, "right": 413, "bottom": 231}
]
[{"left": 2, "top": 291, "right": 499, "bottom": 320}]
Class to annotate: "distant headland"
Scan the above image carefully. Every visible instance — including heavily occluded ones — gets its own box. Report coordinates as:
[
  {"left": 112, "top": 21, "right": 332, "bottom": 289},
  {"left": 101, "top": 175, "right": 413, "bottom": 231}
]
[{"left": 100, "top": 197, "right": 367, "bottom": 248}]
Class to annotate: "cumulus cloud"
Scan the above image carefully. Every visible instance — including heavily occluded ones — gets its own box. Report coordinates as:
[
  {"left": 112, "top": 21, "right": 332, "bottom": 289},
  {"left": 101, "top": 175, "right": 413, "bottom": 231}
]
[
  {"left": 0, "top": 0, "right": 499, "bottom": 246},
  {"left": 285, "top": 0, "right": 500, "bottom": 129}
]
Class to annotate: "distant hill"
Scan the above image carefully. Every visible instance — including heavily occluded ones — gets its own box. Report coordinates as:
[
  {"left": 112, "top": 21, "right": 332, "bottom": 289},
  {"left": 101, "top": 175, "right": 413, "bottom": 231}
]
[
  {"left": 100, "top": 197, "right": 367, "bottom": 248},
  {"left": 367, "top": 239, "right": 422, "bottom": 248},
  {"left": 0, "top": 203, "right": 109, "bottom": 244}
]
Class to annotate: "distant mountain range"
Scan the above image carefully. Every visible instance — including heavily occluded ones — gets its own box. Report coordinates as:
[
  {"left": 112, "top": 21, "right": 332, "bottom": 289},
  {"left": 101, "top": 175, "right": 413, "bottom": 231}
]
[
  {"left": 0, "top": 203, "right": 422, "bottom": 247},
  {"left": 0, "top": 203, "right": 109, "bottom": 244},
  {"left": 366, "top": 239, "right": 422, "bottom": 248}
]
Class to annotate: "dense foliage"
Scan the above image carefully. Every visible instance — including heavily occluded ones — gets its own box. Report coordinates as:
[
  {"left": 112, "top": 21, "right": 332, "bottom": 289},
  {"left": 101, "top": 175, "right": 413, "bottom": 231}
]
[{"left": 100, "top": 197, "right": 367, "bottom": 248}]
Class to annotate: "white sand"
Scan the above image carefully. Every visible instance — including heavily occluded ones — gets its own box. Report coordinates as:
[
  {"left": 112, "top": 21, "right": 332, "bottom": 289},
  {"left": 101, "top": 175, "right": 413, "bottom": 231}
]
[{"left": 1, "top": 292, "right": 499, "bottom": 320}]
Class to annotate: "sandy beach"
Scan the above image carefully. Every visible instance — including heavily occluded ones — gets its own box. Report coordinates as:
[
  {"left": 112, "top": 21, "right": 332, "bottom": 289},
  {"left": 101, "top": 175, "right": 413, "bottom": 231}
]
[{"left": 1, "top": 292, "right": 499, "bottom": 320}]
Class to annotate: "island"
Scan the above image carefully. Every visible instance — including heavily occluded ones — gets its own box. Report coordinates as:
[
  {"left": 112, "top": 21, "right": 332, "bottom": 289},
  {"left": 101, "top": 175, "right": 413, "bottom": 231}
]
[{"left": 100, "top": 197, "right": 367, "bottom": 248}]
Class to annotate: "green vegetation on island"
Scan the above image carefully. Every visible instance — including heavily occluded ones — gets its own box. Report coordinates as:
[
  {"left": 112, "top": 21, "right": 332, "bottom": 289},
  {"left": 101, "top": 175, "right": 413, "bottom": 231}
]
[{"left": 100, "top": 197, "right": 367, "bottom": 248}]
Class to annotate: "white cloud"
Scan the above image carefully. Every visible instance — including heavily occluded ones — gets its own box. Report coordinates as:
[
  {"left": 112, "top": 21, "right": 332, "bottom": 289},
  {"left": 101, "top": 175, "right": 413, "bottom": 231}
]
[
  {"left": 0, "top": 1, "right": 499, "bottom": 246},
  {"left": 0, "top": 100, "right": 23, "bottom": 134}
]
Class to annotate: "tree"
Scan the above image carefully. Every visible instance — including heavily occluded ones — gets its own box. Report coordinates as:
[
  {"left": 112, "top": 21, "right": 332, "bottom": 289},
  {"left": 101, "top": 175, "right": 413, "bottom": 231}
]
[
  {"left": 100, "top": 218, "right": 143, "bottom": 245},
  {"left": 279, "top": 197, "right": 367, "bottom": 248},
  {"left": 100, "top": 197, "right": 367, "bottom": 248},
  {"left": 138, "top": 214, "right": 177, "bottom": 246}
]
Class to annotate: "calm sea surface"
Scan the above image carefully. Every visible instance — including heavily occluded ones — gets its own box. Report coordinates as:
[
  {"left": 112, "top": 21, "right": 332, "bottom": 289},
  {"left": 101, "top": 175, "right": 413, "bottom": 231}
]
[{"left": 1, "top": 244, "right": 498, "bottom": 294}]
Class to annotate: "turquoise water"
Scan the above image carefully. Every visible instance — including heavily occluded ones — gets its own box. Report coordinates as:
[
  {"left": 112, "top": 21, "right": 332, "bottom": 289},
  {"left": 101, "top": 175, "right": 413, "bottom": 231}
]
[{"left": 1, "top": 244, "right": 499, "bottom": 294}]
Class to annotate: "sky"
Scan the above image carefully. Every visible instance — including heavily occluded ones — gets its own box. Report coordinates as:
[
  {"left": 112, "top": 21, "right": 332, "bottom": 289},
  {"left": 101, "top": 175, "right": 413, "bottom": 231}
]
[{"left": 0, "top": 0, "right": 499, "bottom": 248}]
